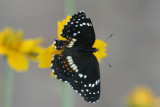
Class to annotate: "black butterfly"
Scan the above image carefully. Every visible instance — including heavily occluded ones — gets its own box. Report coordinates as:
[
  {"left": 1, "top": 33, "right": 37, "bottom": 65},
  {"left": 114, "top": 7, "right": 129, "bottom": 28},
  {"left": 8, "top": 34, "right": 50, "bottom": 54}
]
[{"left": 51, "top": 11, "right": 100, "bottom": 103}]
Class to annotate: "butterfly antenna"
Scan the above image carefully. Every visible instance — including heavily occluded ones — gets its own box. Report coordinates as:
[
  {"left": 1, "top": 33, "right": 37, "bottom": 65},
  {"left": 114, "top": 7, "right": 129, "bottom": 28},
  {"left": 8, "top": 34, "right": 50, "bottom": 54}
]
[
  {"left": 96, "top": 34, "right": 113, "bottom": 71},
  {"left": 98, "top": 52, "right": 112, "bottom": 71},
  {"left": 106, "top": 33, "right": 113, "bottom": 42},
  {"left": 97, "top": 33, "right": 113, "bottom": 49}
]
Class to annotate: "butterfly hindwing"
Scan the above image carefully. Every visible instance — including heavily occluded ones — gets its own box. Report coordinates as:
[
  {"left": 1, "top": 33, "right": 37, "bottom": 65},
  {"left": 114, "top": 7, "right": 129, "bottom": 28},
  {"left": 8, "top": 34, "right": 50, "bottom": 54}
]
[
  {"left": 51, "top": 49, "right": 100, "bottom": 103},
  {"left": 69, "top": 52, "right": 100, "bottom": 103},
  {"left": 51, "top": 53, "right": 76, "bottom": 82}
]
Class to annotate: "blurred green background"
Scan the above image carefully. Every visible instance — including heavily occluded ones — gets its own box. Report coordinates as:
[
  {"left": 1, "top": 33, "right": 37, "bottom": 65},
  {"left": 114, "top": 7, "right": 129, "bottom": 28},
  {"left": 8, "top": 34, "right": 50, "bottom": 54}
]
[{"left": 1, "top": 0, "right": 160, "bottom": 107}]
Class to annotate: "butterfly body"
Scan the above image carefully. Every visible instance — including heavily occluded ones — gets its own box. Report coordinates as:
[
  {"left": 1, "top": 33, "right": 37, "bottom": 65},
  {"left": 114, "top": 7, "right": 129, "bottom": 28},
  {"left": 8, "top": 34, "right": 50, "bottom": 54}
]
[
  {"left": 51, "top": 11, "right": 101, "bottom": 103},
  {"left": 62, "top": 47, "right": 98, "bottom": 54}
]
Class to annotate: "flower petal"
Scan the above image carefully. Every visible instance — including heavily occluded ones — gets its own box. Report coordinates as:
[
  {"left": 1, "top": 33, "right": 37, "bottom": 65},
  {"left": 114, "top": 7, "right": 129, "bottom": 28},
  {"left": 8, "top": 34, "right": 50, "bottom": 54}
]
[
  {"left": 0, "top": 46, "right": 7, "bottom": 54},
  {"left": 7, "top": 52, "right": 28, "bottom": 72},
  {"left": 20, "top": 38, "right": 43, "bottom": 53},
  {"left": 37, "top": 43, "right": 61, "bottom": 68},
  {"left": 93, "top": 39, "right": 107, "bottom": 48},
  {"left": 127, "top": 86, "right": 158, "bottom": 107},
  {"left": 50, "top": 71, "right": 57, "bottom": 78},
  {"left": 27, "top": 46, "right": 44, "bottom": 61},
  {"left": 57, "top": 16, "right": 71, "bottom": 40},
  {"left": 93, "top": 39, "right": 107, "bottom": 62},
  {"left": 37, "top": 46, "right": 54, "bottom": 68}
]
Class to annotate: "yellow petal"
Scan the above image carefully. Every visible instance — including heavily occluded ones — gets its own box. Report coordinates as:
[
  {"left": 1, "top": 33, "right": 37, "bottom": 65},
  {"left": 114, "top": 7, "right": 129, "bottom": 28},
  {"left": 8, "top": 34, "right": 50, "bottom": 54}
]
[
  {"left": 0, "top": 30, "right": 6, "bottom": 45},
  {"left": 37, "top": 46, "right": 54, "bottom": 68},
  {"left": 50, "top": 71, "right": 57, "bottom": 78},
  {"left": 93, "top": 39, "right": 107, "bottom": 48},
  {"left": 66, "top": 16, "right": 71, "bottom": 22},
  {"left": 27, "top": 46, "right": 44, "bottom": 61},
  {"left": 37, "top": 43, "right": 61, "bottom": 67},
  {"left": 20, "top": 38, "right": 43, "bottom": 53},
  {"left": 57, "top": 16, "right": 71, "bottom": 40},
  {"left": 7, "top": 52, "right": 28, "bottom": 72},
  {"left": 93, "top": 39, "right": 107, "bottom": 62},
  {"left": 0, "top": 46, "right": 7, "bottom": 54},
  {"left": 93, "top": 52, "right": 101, "bottom": 62},
  {"left": 127, "top": 86, "right": 157, "bottom": 107},
  {"left": 49, "top": 43, "right": 62, "bottom": 55}
]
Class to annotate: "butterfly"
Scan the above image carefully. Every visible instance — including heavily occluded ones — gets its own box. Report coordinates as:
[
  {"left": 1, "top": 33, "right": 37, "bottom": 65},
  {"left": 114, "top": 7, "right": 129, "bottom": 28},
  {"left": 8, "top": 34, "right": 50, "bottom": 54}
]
[{"left": 51, "top": 11, "right": 101, "bottom": 103}]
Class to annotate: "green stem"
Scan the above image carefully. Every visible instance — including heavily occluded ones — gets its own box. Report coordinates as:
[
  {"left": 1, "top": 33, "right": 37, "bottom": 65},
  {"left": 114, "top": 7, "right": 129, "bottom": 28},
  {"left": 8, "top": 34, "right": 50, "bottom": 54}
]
[
  {"left": 61, "top": 1, "right": 75, "bottom": 107},
  {"left": 4, "top": 65, "right": 14, "bottom": 107},
  {"left": 61, "top": 83, "right": 74, "bottom": 107},
  {"left": 64, "top": 0, "right": 76, "bottom": 16}
]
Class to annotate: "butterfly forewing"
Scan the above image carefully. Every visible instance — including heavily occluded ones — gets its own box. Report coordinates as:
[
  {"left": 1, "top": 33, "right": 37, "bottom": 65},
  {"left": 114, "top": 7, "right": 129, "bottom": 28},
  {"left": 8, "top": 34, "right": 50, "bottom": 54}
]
[
  {"left": 54, "top": 40, "right": 67, "bottom": 50},
  {"left": 61, "top": 11, "right": 96, "bottom": 48}
]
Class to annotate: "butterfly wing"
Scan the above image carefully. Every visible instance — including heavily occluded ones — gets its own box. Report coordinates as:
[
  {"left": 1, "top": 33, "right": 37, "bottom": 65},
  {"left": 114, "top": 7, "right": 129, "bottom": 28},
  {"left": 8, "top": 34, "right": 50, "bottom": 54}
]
[
  {"left": 58, "top": 11, "right": 96, "bottom": 48},
  {"left": 69, "top": 53, "right": 100, "bottom": 103},
  {"left": 52, "top": 11, "right": 100, "bottom": 103},
  {"left": 54, "top": 40, "right": 67, "bottom": 50},
  {"left": 51, "top": 50, "right": 100, "bottom": 103}
]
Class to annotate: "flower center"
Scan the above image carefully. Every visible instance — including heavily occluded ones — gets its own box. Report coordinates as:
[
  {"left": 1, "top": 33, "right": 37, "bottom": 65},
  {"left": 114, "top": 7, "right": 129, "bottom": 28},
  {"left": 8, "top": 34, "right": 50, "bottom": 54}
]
[{"left": 3, "top": 34, "right": 22, "bottom": 51}]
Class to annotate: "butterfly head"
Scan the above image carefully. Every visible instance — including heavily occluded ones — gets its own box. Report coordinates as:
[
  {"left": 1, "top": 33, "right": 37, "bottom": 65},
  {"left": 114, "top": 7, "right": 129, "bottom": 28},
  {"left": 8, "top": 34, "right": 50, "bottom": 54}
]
[{"left": 93, "top": 47, "right": 98, "bottom": 52}]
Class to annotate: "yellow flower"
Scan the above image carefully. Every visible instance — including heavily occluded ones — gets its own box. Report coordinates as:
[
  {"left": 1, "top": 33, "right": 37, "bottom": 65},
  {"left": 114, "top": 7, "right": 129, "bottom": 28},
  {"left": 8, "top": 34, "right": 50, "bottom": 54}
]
[
  {"left": 57, "top": 16, "right": 71, "bottom": 40},
  {"left": 93, "top": 39, "right": 107, "bottom": 62},
  {"left": 37, "top": 43, "right": 62, "bottom": 68},
  {"left": 0, "top": 27, "right": 44, "bottom": 72},
  {"left": 126, "top": 86, "right": 160, "bottom": 107},
  {"left": 37, "top": 15, "right": 107, "bottom": 76}
]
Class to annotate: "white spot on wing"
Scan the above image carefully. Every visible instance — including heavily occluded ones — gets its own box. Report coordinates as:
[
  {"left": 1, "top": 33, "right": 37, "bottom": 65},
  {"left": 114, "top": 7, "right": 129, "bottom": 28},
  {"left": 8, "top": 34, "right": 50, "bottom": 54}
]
[
  {"left": 70, "top": 41, "right": 74, "bottom": 44},
  {"left": 83, "top": 23, "right": 86, "bottom": 25},
  {"left": 73, "top": 66, "right": 77, "bottom": 70},
  {"left": 92, "top": 84, "right": 95, "bottom": 87},
  {"left": 69, "top": 62, "right": 73, "bottom": 65},
  {"left": 75, "top": 69, "right": 79, "bottom": 72},
  {"left": 74, "top": 80, "right": 78, "bottom": 83},
  {"left": 52, "top": 69, "right": 54, "bottom": 72},
  {"left": 73, "top": 33, "right": 77, "bottom": 36},
  {"left": 51, "top": 63, "right": 53, "bottom": 66},
  {"left": 67, "top": 56, "right": 72, "bottom": 59},
  {"left": 72, "top": 39, "right": 76, "bottom": 41},
  {"left": 54, "top": 41, "right": 56, "bottom": 44},
  {"left": 86, "top": 89, "right": 89, "bottom": 92},
  {"left": 71, "top": 64, "right": 75, "bottom": 68},
  {"left": 68, "top": 59, "right": 73, "bottom": 62},
  {"left": 79, "top": 74, "right": 83, "bottom": 78},
  {"left": 84, "top": 75, "right": 87, "bottom": 78}
]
